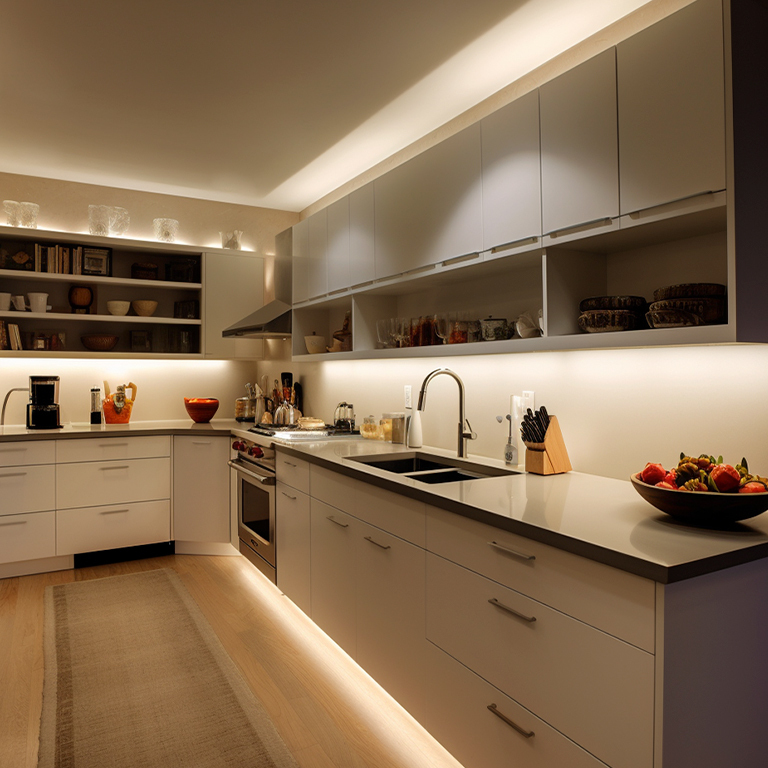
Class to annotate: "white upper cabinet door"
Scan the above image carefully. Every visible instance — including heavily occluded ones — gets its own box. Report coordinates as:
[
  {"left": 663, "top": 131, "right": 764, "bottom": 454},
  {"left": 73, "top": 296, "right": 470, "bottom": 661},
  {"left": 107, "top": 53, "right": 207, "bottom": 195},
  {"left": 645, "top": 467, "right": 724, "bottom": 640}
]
[
  {"left": 374, "top": 124, "right": 483, "bottom": 279},
  {"left": 307, "top": 209, "right": 328, "bottom": 300},
  {"left": 203, "top": 251, "right": 264, "bottom": 359},
  {"left": 617, "top": 0, "right": 726, "bottom": 215},
  {"left": 292, "top": 217, "right": 309, "bottom": 304},
  {"left": 348, "top": 182, "right": 375, "bottom": 287},
  {"left": 481, "top": 89, "right": 542, "bottom": 251},
  {"left": 326, "top": 196, "right": 350, "bottom": 294},
  {"left": 540, "top": 49, "right": 619, "bottom": 235}
]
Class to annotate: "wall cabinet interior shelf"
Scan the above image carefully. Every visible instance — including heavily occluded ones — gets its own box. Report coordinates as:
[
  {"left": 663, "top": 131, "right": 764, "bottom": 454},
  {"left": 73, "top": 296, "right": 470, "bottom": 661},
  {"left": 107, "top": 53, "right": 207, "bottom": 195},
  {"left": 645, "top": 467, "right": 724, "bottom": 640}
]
[{"left": 0, "top": 225, "right": 263, "bottom": 359}]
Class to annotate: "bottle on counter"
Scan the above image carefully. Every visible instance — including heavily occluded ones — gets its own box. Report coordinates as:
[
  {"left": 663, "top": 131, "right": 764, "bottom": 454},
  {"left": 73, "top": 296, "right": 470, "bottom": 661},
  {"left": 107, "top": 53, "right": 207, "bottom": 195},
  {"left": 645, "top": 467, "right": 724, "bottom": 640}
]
[{"left": 90, "top": 386, "right": 102, "bottom": 425}]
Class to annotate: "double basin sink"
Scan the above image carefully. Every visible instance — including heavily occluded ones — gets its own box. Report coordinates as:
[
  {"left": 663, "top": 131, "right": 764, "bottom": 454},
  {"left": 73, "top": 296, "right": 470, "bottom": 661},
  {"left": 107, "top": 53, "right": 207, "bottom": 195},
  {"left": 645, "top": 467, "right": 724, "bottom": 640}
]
[{"left": 350, "top": 451, "right": 520, "bottom": 484}]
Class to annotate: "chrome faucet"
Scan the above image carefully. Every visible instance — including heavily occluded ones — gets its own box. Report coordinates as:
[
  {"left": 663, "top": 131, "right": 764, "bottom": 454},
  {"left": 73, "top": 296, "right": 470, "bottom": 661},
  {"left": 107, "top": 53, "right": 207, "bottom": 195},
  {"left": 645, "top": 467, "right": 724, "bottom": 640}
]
[
  {"left": 416, "top": 368, "right": 476, "bottom": 457},
  {"left": 1, "top": 387, "right": 29, "bottom": 426}
]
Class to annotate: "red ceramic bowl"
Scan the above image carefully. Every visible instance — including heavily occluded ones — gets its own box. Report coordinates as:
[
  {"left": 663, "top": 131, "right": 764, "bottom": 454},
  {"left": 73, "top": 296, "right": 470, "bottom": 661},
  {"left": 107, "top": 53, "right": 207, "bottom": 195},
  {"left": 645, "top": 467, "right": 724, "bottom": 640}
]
[
  {"left": 184, "top": 397, "right": 219, "bottom": 423},
  {"left": 630, "top": 473, "right": 768, "bottom": 525}
]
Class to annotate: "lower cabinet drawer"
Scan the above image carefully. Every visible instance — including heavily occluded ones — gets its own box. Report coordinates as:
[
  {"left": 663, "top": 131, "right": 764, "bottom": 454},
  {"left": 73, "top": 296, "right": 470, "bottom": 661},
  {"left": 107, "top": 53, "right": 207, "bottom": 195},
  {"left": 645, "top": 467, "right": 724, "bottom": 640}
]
[
  {"left": 0, "top": 464, "right": 55, "bottom": 515},
  {"left": 0, "top": 510, "right": 56, "bottom": 564},
  {"left": 56, "top": 457, "right": 170, "bottom": 510},
  {"left": 426, "top": 553, "right": 654, "bottom": 768},
  {"left": 57, "top": 500, "right": 171, "bottom": 555},
  {"left": 425, "top": 642, "right": 607, "bottom": 768}
]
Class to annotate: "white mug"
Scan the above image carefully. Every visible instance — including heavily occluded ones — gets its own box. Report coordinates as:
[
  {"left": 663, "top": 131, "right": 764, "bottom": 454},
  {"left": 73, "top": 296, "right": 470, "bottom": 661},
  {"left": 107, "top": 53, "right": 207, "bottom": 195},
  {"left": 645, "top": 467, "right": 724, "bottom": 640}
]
[
  {"left": 11, "top": 295, "right": 26, "bottom": 311},
  {"left": 0, "top": 292, "right": 10, "bottom": 311},
  {"left": 28, "top": 292, "right": 48, "bottom": 313}
]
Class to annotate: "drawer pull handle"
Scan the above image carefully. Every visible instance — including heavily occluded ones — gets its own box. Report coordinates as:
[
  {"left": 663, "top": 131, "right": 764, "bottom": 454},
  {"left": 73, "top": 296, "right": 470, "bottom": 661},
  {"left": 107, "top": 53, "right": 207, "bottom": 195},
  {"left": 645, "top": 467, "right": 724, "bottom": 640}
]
[
  {"left": 100, "top": 442, "right": 129, "bottom": 447},
  {"left": 0, "top": 471, "right": 27, "bottom": 479},
  {"left": 0, "top": 447, "right": 25, "bottom": 453},
  {"left": 281, "top": 492, "right": 297, "bottom": 500},
  {"left": 326, "top": 515, "right": 349, "bottom": 528},
  {"left": 99, "top": 465, "right": 130, "bottom": 471},
  {"left": 192, "top": 441, "right": 211, "bottom": 445},
  {"left": 488, "top": 597, "right": 536, "bottom": 623},
  {"left": 0, "top": 519, "right": 27, "bottom": 527},
  {"left": 364, "top": 535, "right": 391, "bottom": 550},
  {"left": 487, "top": 703, "right": 535, "bottom": 739},
  {"left": 283, "top": 461, "right": 297, "bottom": 467},
  {"left": 99, "top": 508, "right": 130, "bottom": 515},
  {"left": 488, "top": 541, "right": 535, "bottom": 561}
]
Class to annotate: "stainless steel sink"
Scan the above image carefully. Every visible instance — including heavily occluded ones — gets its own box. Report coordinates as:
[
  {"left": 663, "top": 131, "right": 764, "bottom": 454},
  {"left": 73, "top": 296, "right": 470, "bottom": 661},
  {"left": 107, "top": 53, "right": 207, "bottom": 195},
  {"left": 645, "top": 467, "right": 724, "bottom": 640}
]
[{"left": 350, "top": 451, "right": 520, "bottom": 483}]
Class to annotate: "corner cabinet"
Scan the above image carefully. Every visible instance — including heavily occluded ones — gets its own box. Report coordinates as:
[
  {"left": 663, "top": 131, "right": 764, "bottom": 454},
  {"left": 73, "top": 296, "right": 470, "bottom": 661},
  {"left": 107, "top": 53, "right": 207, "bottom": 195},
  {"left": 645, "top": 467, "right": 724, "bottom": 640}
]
[
  {"left": 289, "top": 0, "right": 767, "bottom": 361},
  {"left": 0, "top": 225, "right": 264, "bottom": 359}
]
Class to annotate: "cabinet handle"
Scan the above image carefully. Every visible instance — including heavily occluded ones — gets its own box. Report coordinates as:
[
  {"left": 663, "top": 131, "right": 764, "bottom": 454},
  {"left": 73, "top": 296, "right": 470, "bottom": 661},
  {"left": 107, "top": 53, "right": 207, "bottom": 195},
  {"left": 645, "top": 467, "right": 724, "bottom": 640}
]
[
  {"left": 490, "top": 236, "right": 539, "bottom": 254},
  {"left": 486, "top": 703, "right": 535, "bottom": 738},
  {"left": 0, "top": 447, "right": 26, "bottom": 453},
  {"left": 326, "top": 515, "right": 349, "bottom": 528},
  {"left": 0, "top": 519, "right": 27, "bottom": 527},
  {"left": 191, "top": 441, "right": 211, "bottom": 445},
  {"left": 442, "top": 251, "right": 480, "bottom": 267},
  {"left": 546, "top": 217, "right": 612, "bottom": 239},
  {"left": 488, "top": 597, "right": 536, "bottom": 624},
  {"left": 99, "top": 465, "right": 130, "bottom": 471},
  {"left": 283, "top": 461, "right": 297, "bottom": 467},
  {"left": 364, "top": 535, "right": 391, "bottom": 550},
  {"left": 0, "top": 471, "right": 27, "bottom": 479},
  {"left": 281, "top": 491, "right": 297, "bottom": 500},
  {"left": 99, "top": 508, "right": 130, "bottom": 515},
  {"left": 488, "top": 541, "right": 535, "bottom": 561},
  {"left": 100, "top": 442, "right": 129, "bottom": 447}
]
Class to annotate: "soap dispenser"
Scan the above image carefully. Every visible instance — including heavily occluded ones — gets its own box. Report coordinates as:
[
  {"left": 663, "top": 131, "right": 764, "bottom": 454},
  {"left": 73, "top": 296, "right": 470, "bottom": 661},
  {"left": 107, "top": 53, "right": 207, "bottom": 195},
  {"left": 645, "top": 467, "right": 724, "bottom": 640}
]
[{"left": 407, "top": 408, "right": 422, "bottom": 448}]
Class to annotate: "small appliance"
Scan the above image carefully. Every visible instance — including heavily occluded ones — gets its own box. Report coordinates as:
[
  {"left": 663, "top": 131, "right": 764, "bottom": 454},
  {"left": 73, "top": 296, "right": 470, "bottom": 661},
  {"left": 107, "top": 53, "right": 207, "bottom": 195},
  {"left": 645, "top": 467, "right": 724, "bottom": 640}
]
[{"left": 26, "top": 375, "right": 62, "bottom": 430}]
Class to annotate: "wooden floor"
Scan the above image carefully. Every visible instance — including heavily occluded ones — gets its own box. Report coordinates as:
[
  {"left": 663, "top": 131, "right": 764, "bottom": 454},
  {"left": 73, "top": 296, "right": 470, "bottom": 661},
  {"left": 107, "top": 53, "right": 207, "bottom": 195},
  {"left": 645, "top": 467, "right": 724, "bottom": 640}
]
[{"left": 0, "top": 553, "right": 464, "bottom": 768}]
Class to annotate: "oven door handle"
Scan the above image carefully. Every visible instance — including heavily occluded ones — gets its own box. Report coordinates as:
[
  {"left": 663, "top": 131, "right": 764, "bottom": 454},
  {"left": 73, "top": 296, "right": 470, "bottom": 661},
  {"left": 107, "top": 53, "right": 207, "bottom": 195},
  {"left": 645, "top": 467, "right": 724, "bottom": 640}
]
[{"left": 228, "top": 459, "right": 276, "bottom": 486}]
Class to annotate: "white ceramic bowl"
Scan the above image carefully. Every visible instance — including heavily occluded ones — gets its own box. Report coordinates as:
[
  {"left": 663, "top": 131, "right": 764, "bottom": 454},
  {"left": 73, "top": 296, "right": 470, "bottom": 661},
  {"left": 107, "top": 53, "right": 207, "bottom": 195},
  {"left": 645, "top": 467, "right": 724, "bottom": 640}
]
[
  {"left": 106, "top": 300, "right": 130, "bottom": 316},
  {"left": 132, "top": 300, "right": 158, "bottom": 317},
  {"left": 304, "top": 334, "right": 326, "bottom": 354}
]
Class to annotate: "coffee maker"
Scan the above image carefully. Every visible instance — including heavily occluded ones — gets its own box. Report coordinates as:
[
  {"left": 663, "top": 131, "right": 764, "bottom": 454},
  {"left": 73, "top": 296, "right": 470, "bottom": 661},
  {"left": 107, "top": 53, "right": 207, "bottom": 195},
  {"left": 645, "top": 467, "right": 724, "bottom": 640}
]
[{"left": 27, "top": 375, "right": 62, "bottom": 430}]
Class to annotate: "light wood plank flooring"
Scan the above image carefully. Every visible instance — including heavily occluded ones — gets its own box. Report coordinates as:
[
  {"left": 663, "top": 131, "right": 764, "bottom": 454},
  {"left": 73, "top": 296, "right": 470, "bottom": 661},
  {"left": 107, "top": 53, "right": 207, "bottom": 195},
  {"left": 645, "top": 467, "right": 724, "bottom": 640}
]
[{"left": 0, "top": 554, "right": 465, "bottom": 768}]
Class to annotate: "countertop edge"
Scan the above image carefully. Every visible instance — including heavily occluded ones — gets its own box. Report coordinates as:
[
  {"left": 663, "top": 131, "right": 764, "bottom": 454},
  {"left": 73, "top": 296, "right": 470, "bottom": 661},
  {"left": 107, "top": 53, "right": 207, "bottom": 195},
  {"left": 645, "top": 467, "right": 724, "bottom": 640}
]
[{"left": 275, "top": 444, "right": 768, "bottom": 585}]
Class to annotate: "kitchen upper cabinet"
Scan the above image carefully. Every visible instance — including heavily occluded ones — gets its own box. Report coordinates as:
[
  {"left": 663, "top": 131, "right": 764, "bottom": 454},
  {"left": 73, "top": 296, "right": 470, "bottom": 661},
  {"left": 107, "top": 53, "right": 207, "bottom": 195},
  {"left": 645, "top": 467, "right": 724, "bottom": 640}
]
[
  {"left": 326, "top": 196, "right": 350, "bottom": 294},
  {"left": 204, "top": 251, "right": 264, "bottom": 359},
  {"left": 617, "top": 0, "right": 726, "bottom": 214},
  {"left": 348, "top": 182, "right": 375, "bottom": 287},
  {"left": 292, "top": 217, "right": 310, "bottom": 304},
  {"left": 481, "top": 89, "right": 542, "bottom": 251},
  {"left": 540, "top": 49, "right": 619, "bottom": 236},
  {"left": 374, "top": 124, "right": 483, "bottom": 279},
  {"left": 307, "top": 209, "right": 328, "bottom": 300}
]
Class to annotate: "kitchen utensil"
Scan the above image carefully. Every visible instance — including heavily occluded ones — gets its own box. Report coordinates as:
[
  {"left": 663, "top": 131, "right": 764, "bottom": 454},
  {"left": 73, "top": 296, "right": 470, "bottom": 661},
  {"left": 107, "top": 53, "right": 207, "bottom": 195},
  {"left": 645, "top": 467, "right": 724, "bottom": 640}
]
[
  {"left": 81, "top": 334, "right": 119, "bottom": 351},
  {"left": 273, "top": 398, "right": 297, "bottom": 425},
  {"left": 184, "top": 397, "right": 219, "bottom": 423},
  {"left": 480, "top": 316, "right": 508, "bottom": 341},
  {"left": 293, "top": 382, "right": 303, "bottom": 414},
  {"left": 131, "top": 300, "right": 158, "bottom": 317},
  {"left": 107, "top": 300, "right": 130, "bottom": 316},
  {"left": 630, "top": 473, "right": 768, "bottom": 524},
  {"left": 305, "top": 333, "right": 326, "bottom": 354},
  {"left": 102, "top": 380, "right": 137, "bottom": 424}
]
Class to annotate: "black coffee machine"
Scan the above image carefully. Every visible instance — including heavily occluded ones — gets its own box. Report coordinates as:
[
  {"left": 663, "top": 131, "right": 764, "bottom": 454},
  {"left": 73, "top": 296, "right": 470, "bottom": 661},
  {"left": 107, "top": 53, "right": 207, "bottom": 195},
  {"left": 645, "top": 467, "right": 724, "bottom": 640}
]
[{"left": 27, "top": 375, "right": 62, "bottom": 430}]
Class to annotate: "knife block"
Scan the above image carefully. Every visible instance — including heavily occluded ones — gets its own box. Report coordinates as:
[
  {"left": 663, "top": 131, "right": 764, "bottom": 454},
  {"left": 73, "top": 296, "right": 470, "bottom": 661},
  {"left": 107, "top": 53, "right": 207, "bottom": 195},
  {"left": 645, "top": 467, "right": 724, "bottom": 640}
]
[{"left": 522, "top": 415, "right": 571, "bottom": 475}]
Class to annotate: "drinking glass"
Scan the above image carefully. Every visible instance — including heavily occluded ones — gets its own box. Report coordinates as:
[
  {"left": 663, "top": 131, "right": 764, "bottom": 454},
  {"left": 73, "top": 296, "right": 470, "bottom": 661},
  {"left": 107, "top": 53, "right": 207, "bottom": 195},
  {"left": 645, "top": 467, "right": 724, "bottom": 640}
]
[
  {"left": 3, "top": 200, "right": 20, "bottom": 226},
  {"left": 19, "top": 202, "right": 39, "bottom": 228},
  {"left": 376, "top": 318, "right": 396, "bottom": 349},
  {"left": 153, "top": 218, "right": 179, "bottom": 242},
  {"left": 109, "top": 206, "right": 130, "bottom": 236},
  {"left": 88, "top": 205, "right": 110, "bottom": 236}
]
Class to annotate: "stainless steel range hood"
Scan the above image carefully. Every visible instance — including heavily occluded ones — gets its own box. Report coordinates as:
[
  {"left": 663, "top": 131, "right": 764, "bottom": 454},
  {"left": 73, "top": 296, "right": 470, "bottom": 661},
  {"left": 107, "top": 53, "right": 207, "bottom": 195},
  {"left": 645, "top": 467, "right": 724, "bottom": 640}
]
[{"left": 222, "top": 227, "right": 293, "bottom": 339}]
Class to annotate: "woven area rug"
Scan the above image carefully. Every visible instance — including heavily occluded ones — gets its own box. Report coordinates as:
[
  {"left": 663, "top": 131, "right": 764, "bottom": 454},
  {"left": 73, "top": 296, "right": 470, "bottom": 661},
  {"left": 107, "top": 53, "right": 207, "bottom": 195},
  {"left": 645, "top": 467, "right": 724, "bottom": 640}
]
[{"left": 38, "top": 568, "right": 299, "bottom": 768}]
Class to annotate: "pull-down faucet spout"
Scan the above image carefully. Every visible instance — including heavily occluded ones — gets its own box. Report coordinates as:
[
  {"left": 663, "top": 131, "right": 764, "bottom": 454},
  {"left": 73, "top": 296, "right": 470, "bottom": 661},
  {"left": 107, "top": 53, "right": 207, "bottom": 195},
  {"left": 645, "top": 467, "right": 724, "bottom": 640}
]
[{"left": 416, "top": 368, "right": 476, "bottom": 457}]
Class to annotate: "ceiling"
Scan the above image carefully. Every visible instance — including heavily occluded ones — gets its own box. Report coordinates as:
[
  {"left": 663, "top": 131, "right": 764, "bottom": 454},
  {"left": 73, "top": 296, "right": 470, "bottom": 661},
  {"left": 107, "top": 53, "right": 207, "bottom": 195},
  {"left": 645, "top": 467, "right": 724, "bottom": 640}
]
[{"left": 0, "top": 0, "right": 654, "bottom": 213}]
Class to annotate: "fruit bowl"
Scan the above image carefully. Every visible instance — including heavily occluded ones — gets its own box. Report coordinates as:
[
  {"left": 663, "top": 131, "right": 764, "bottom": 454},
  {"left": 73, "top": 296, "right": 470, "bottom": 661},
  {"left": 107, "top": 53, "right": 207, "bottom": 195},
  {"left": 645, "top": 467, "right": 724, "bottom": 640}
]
[
  {"left": 630, "top": 473, "right": 768, "bottom": 525},
  {"left": 184, "top": 397, "right": 219, "bottom": 423}
]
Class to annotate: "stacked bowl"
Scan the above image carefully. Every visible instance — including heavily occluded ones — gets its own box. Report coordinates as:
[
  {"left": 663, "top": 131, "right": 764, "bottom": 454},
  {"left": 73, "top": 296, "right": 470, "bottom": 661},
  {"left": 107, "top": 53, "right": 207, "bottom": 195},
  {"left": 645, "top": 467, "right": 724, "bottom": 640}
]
[{"left": 578, "top": 296, "right": 648, "bottom": 333}]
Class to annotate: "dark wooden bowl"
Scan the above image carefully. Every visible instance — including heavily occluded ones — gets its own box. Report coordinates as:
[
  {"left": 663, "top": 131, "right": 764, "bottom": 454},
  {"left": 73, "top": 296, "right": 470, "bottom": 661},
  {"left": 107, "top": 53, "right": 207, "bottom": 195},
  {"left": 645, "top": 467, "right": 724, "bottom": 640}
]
[
  {"left": 630, "top": 473, "right": 768, "bottom": 525},
  {"left": 184, "top": 398, "right": 219, "bottom": 423}
]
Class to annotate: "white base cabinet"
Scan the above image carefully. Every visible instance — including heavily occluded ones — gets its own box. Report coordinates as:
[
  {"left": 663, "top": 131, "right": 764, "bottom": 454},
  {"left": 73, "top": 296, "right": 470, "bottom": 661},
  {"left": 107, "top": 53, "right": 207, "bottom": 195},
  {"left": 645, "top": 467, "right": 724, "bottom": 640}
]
[
  {"left": 173, "top": 435, "right": 231, "bottom": 548},
  {"left": 0, "top": 510, "right": 56, "bottom": 564}
]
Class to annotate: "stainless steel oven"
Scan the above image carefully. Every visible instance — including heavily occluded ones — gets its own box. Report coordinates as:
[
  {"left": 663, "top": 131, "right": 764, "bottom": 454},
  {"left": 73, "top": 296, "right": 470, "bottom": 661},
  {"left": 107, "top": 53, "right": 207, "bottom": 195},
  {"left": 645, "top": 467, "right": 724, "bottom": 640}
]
[{"left": 229, "top": 437, "right": 277, "bottom": 583}]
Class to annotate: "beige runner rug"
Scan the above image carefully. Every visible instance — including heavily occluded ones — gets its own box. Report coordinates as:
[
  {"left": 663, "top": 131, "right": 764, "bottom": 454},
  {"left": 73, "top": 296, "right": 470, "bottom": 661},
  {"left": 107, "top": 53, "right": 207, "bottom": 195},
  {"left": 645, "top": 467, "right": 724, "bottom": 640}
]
[{"left": 38, "top": 568, "right": 299, "bottom": 768}]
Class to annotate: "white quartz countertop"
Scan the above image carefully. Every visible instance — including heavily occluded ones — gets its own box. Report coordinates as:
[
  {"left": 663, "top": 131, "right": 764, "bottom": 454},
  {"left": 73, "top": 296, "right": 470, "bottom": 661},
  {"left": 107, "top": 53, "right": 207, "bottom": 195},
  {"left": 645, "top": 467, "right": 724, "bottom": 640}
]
[
  {"left": 269, "top": 437, "right": 768, "bottom": 585},
  {"left": 0, "top": 418, "right": 243, "bottom": 440}
]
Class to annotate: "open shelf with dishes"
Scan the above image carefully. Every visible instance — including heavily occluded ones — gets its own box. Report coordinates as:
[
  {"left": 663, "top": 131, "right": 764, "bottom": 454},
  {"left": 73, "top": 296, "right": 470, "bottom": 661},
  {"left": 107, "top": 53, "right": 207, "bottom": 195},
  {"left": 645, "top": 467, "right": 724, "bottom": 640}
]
[
  {"left": 0, "top": 226, "right": 205, "bottom": 356},
  {"left": 290, "top": 195, "right": 733, "bottom": 361}
]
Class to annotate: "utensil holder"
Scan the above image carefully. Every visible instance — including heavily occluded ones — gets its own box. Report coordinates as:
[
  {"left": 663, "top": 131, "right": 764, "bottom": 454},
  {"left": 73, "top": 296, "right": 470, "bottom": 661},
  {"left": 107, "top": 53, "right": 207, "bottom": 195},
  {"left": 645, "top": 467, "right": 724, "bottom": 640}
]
[{"left": 522, "top": 415, "right": 571, "bottom": 475}]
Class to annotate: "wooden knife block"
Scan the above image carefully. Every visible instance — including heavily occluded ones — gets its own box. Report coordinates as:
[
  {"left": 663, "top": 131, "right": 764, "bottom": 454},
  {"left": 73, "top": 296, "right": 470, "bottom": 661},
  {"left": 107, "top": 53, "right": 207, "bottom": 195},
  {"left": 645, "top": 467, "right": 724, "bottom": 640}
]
[{"left": 523, "top": 415, "right": 571, "bottom": 475}]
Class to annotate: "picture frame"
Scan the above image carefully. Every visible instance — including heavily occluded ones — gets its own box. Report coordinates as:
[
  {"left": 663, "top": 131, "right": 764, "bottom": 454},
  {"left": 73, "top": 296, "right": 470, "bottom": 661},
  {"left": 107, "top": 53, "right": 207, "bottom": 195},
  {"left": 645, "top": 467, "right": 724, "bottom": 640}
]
[{"left": 81, "top": 247, "right": 112, "bottom": 276}]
